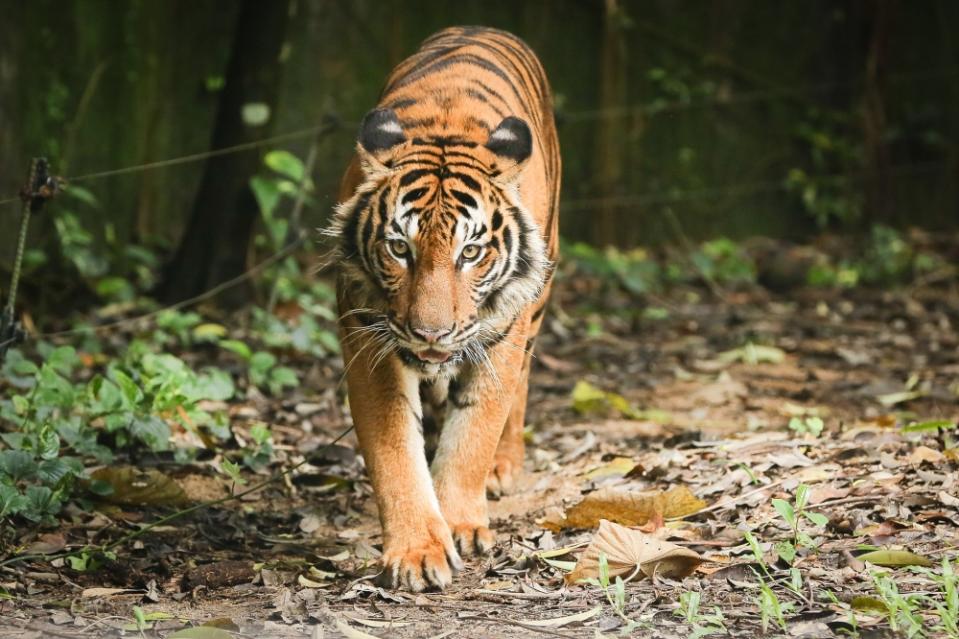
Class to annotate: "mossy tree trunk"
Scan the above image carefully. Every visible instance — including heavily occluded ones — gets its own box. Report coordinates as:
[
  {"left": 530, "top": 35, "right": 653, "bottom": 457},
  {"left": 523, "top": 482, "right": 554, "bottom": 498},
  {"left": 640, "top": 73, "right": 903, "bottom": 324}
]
[{"left": 158, "top": 0, "right": 291, "bottom": 306}]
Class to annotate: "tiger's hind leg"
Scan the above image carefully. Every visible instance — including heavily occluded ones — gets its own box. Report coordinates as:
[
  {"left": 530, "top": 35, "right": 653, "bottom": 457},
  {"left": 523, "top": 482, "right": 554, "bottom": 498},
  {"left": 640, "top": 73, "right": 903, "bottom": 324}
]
[{"left": 486, "top": 353, "right": 531, "bottom": 497}]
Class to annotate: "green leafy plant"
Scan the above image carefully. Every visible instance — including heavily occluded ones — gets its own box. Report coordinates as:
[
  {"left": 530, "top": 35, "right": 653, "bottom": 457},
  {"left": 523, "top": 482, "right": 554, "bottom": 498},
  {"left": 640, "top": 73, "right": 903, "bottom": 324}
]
[
  {"left": 920, "top": 558, "right": 959, "bottom": 636},
  {"left": 771, "top": 484, "right": 828, "bottom": 564},
  {"left": 871, "top": 570, "right": 927, "bottom": 638},
  {"left": 241, "top": 422, "right": 274, "bottom": 471},
  {"left": 785, "top": 108, "right": 863, "bottom": 229},
  {"left": 756, "top": 573, "right": 792, "bottom": 633},
  {"left": 675, "top": 590, "right": 727, "bottom": 638},
  {"left": 788, "top": 416, "right": 825, "bottom": 437},
  {"left": 0, "top": 343, "right": 234, "bottom": 523},
  {"left": 54, "top": 186, "right": 162, "bottom": 302},
  {"left": 565, "top": 242, "right": 662, "bottom": 296},
  {"left": 689, "top": 237, "right": 756, "bottom": 286},
  {"left": 248, "top": 351, "right": 299, "bottom": 396}
]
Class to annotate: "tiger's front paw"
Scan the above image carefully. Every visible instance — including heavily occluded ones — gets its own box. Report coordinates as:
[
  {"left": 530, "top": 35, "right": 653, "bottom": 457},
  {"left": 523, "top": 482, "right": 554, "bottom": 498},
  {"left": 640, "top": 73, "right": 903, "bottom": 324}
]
[{"left": 377, "top": 517, "right": 463, "bottom": 592}]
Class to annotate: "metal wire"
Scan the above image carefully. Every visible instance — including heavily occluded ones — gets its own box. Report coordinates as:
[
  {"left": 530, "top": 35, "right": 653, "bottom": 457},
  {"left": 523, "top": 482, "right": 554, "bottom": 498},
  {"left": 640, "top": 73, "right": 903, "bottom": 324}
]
[
  {"left": 0, "top": 119, "right": 346, "bottom": 206},
  {"left": 36, "top": 230, "right": 309, "bottom": 341}
]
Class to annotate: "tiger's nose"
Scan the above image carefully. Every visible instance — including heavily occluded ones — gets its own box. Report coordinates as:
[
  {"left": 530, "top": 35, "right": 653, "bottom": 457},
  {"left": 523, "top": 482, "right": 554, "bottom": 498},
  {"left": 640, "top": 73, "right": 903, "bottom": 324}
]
[{"left": 410, "top": 324, "right": 454, "bottom": 343}]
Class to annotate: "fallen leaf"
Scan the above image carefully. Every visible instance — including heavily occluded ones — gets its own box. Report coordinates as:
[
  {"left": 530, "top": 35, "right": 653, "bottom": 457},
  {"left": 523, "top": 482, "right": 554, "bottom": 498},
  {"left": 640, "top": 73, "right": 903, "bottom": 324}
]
[
  {"left": 901, "top": 420, "right": 954, "bottom": 433},
  {"left": 717, "top": 343, "right": 785, "bottom": 365},
  {"left": 541, "top": 486, "right": 706, "bottom": 531},
  {"left": 905, "top": 446, "right": 944, "bottom": 465},
  {"left": 340, "top": 613, "right": 411, "bottom": 629},
  {"left": 523, "top": 607, "right": 602, "bottom": 627},
  {"left": 335, "top": 620, "right": 382, "bottom": 639},
  {"left": 877, "top": 390, "right": 925, "bottom": 407},
  {"left": 168, "top": 628, "right": 235, "bottom": 639},
  {"left": 570, "top": 380, "right": 669, "bottom": 421},
  {"left": 857, "top": 549, "right": 933, "bottom": 567},
  {"left": 25, "top": 533, "right": 66, "bottom": 555},
  {"left": 584, "top": 456, "right": 636, "bottom": 479},
  {"left": 850, "top": 595, "right": 888, "bottom": 614},
  {"left": 939, "top": 492, "right": 959, "bottom": 508},
  {"left": 567, "top": 520, "right": 702, "bottom": 584},
  {"left": 89, "top": 466, "right": 188, "bottom": 506},
  {"left": 539, "top": 557, "right": 577, "bottom": 572}
]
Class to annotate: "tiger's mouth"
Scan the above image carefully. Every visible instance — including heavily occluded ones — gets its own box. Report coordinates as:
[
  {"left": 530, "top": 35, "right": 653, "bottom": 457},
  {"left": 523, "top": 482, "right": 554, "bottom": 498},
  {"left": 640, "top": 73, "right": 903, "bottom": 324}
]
[
  {"left": 414, "top": 348, "right": 453, "bottom": 364},
  {"left": 397, "top": 345, "right": 463, "bottom": 369}
]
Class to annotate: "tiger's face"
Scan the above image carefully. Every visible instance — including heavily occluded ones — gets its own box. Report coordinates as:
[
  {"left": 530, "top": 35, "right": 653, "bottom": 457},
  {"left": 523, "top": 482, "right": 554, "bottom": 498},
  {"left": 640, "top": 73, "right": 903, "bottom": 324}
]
[{"left": 332, "top": 109, "right": 549, "bottom": 374}]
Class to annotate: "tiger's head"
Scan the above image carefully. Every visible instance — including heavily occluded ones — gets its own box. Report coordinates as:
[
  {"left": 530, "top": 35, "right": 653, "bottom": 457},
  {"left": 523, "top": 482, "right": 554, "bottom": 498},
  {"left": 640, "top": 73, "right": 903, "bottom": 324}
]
[{"left": 329, "top": 108, "right": 549, "bottom": 373}]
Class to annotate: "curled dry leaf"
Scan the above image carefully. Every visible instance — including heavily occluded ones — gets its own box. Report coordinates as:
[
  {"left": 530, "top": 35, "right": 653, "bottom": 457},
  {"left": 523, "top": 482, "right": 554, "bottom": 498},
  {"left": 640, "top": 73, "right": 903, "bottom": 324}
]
[
  {"left": 566, "top": 520, "right": 703, "bottom": 584},
  {"left": 541, "top": 485, "right": 706, "bottom": 531}
]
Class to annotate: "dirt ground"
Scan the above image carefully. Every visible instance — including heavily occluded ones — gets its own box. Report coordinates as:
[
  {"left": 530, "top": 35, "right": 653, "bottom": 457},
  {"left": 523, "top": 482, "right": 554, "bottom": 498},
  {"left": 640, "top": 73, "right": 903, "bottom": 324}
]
[{"left": 2, "top": 269, "right": 958, "bottom": 638}]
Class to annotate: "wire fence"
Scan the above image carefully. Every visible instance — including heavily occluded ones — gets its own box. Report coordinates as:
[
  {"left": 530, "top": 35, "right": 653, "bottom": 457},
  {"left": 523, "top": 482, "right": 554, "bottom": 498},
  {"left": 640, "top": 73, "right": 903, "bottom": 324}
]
[
  {"left": 2, "top": 64, "right": 956, "bottom": 207},
  {"left": 0, "top": 66, "right": 956, "bottom": 345}
]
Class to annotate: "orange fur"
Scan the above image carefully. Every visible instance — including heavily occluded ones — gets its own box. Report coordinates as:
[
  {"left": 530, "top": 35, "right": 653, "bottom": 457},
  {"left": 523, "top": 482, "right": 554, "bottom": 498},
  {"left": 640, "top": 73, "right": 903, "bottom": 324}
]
[{"left": 331, "top": 26, "right": 560, "bottom": 591}]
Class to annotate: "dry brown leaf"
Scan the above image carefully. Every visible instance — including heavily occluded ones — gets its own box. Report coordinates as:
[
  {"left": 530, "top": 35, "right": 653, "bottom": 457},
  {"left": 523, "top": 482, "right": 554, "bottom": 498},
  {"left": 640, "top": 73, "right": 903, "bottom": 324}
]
[
  {"left": 906, "top": 446, "right": 945, "bottom": 465},
  {"left": 541, "top": 486, "right": 706, "bottom": 531},
  {"left": 89, "top": 466, "right": 188, "bottom": 506},
  {"left": 583, "top": 456, "right": 636, "bottom": 479},
  {"left": 566, "top": 520, "right": 703, "bottom": 584},
  {"left": 25, "top": 532, "right": 67, "bottom": 555}
]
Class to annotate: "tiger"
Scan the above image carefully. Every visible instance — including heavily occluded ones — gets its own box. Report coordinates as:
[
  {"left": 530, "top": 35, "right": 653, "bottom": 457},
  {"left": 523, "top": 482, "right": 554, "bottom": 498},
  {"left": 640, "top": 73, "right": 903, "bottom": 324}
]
[{"left": 328, "top": 25, "right": 560, "bottom": 591}]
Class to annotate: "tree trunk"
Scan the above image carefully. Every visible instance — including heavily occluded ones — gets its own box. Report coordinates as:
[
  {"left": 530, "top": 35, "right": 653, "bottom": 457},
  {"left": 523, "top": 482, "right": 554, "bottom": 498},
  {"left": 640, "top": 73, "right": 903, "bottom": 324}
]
[
  {"left": 592, "top": 0, "right": 628, "bottom": 247},
  {"left": 158, "top": 0, "right": 291, "bottom": 306}
]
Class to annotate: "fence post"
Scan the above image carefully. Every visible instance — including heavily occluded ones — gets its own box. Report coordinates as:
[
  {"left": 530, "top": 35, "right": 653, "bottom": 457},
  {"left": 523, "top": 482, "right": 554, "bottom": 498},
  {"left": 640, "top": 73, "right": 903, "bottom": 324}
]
[{"left": 0, "top": 157, "right": 57, "bottom": 362}]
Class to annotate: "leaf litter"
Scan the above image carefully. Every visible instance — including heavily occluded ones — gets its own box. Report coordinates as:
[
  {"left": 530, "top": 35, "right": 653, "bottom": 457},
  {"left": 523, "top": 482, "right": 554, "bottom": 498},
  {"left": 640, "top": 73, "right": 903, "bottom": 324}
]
[{"left": 3, "top": 241, "right": 959, "bottom": 637}]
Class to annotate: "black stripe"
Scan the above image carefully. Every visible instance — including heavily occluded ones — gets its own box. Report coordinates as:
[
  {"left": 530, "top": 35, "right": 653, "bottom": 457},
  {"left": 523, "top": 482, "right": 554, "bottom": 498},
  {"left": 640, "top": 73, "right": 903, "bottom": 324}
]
[
  {"left": 448, "top": 376, "right": 476, "bottom": 409},
  {"left": 450, "top": 190, "right": 477, "bottom": 209},
  {"left": 390, "top": 53, "right": 526, "bottom": 108},
  {"left": 400, "top": 168, "right": 434, "bottom": 187},
  {"left": 464, "top": 88, "right": 506, "bottom": 118},
  {"left": 442, "top": 171, "right": 481, "bottom": 191},
  {"left": 400, "top": 116, "right": 437, "bottom": 129},
  {"left": 389, "top": 97, "right": 417, "bottom": 109}
]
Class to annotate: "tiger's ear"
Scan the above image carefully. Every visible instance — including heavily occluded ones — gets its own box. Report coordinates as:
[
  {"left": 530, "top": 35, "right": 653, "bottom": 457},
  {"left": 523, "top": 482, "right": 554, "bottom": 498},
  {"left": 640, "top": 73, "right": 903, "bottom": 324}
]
[
  {"left": 486, "top": 116, "right": 532, "bottom": 181},
  {"left": 357, "top": 108, "right": 406, "bottom": 171}
]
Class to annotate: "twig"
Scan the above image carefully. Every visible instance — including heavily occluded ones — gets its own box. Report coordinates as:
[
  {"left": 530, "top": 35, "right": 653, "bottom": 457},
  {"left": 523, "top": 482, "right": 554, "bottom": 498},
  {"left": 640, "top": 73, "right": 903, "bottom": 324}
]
[
  {"left": 473, "top": 588, "right": 566, "bottom": 600},
  {"left": 37, "top": 232, "right": 307, "bottom": 340}
]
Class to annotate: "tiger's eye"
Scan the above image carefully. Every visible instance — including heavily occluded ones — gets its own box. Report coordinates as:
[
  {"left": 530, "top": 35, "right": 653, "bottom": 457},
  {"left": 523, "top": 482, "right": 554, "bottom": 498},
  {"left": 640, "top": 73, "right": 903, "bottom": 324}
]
[
  {"left": 461, "top": 244, "right": 481, "bottom": 261},
  {"left": 389, "top": 239, "right": 410, "bottom": 257}
]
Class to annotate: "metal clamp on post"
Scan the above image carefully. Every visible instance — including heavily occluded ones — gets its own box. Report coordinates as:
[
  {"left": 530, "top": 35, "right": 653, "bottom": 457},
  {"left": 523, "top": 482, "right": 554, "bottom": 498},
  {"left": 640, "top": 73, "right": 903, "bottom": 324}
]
[{"left": 0, "top": 158, "right": 59, "bottom": 363}]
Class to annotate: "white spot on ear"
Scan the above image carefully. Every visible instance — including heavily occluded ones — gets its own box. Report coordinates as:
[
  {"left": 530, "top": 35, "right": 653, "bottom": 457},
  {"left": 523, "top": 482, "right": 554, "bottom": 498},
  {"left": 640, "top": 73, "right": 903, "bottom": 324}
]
[
  {"left": 490, "top": 128, "right": 517, "bottom": 142},
  {"left": 380, "top": 121, "right": 403, "bottom": 135}
]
